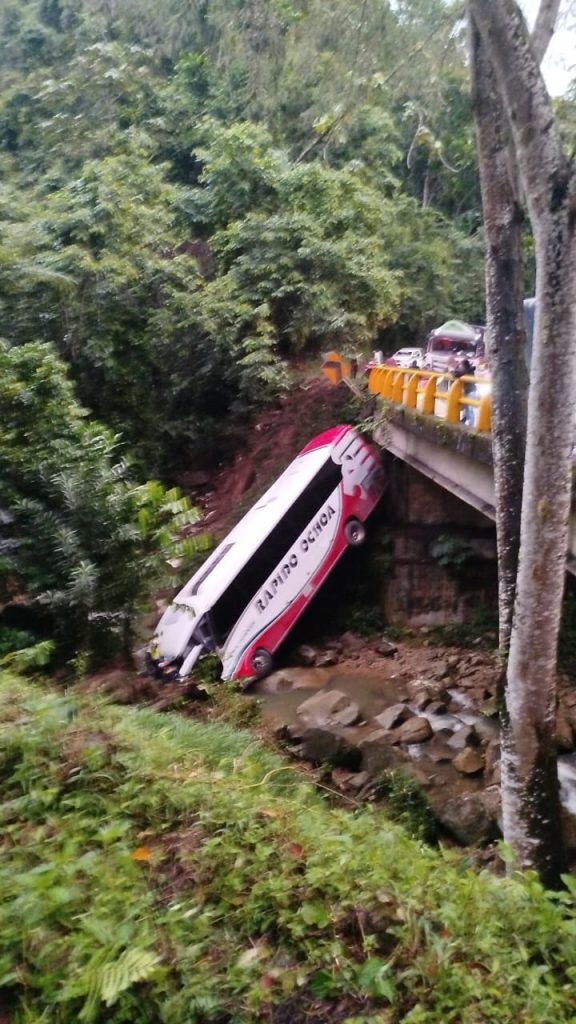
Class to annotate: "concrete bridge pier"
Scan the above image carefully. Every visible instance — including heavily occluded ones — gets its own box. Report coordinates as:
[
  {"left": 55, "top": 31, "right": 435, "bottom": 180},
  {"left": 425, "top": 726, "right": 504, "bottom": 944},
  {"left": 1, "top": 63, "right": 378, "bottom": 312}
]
[{"left": 381, "top": 455, "right": 498, "bottom": 628}]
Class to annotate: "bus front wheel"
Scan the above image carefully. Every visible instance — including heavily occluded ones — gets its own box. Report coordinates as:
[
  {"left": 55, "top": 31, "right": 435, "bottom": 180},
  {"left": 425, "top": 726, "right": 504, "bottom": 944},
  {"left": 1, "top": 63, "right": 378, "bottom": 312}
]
[
  {"left": 251, "top": 648, "right": 273, "bottom": 678},
  {"left": 344, "top": 519, "right": 366, "bottom": 547}
]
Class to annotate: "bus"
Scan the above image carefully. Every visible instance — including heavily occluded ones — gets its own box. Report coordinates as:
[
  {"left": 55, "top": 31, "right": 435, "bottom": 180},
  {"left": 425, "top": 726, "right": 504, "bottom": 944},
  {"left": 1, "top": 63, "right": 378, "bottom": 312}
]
[{"left": 154, "top": 425, "right": 386, "bottom": 682}]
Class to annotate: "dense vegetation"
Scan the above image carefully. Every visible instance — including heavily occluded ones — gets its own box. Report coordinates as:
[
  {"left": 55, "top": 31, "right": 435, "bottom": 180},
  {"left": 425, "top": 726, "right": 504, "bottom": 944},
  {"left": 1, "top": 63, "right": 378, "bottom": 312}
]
[
  {"left": 0, "top": 0, "right": 494, "bottom": 666},
  {"left": 3, "top": 674, "right": 576, "bottom": 1024}
]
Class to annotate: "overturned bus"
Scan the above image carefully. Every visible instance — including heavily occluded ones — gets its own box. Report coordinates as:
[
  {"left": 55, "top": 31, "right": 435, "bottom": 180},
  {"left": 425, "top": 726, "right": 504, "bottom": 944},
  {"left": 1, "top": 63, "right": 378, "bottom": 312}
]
[{"left": 153, "top": 425, "right": 386, "bottom": 682}]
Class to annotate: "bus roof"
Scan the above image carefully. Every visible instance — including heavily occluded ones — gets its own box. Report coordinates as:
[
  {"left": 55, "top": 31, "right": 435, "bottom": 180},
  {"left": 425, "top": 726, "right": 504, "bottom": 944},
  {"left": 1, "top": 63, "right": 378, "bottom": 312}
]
[{"left": 173, "top": 426, "right": 350, "bottom": 611}]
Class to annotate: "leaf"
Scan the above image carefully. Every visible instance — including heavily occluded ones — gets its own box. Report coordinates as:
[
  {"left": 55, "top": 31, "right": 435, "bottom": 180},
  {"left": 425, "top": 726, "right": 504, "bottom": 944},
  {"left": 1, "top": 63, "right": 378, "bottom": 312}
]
[
  {"left": 356, "top": 957, "right": 396, "bottom": 1000},
  {"left": 131, "top": 846, "right": 152, "bottom": 862},
  {"left": 300, "top": 901, "right": 330, "bottom": 928},
  {"left": 99, "top": 948, "right": 161, "bottom": 1007},
  {"left": 309, "top": 969, "right": 336, "bottom": 998}
]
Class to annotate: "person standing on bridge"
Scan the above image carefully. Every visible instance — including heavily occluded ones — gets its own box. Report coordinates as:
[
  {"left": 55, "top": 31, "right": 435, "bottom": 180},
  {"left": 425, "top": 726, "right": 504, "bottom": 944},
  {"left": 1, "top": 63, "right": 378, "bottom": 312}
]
[{"left": 453, "top": 354, "right": 476, "bottom": 426}]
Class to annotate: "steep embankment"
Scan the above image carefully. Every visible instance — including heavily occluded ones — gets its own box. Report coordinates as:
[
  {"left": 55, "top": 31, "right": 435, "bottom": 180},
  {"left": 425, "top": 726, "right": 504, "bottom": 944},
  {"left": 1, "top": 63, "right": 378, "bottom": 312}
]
[{"left": 176, "top": 375, "right": 359, "bottom": 539}]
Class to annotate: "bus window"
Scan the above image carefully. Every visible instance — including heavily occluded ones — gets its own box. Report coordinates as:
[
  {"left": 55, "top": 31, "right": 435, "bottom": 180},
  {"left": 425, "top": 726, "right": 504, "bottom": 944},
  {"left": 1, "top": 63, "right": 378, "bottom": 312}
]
[{"left": 211, "top": 456, "right": 342, "bottom": 642}]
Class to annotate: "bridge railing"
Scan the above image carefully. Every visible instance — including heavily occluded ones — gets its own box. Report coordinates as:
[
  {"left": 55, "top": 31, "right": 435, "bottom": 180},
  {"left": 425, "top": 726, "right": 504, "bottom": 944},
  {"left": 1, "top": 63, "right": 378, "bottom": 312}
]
[{"left": 367, "top": 366, "right": 492, "bottom": 433}]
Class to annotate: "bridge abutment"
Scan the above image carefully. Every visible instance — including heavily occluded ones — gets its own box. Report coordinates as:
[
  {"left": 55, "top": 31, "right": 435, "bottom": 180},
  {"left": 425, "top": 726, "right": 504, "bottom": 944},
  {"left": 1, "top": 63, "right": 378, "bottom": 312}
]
[{"left": 381, "top": 455, "right": 497, "bottom": 628}]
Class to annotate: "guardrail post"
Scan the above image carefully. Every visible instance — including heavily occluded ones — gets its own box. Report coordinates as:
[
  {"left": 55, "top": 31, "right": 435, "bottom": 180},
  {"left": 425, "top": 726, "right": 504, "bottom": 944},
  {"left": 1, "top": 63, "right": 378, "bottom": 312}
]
[
  {"left": 405, "top": 371, "right": 419, "bottom": 408},
  {"left": 391, "top": 369, "right": 404, "bottom": 403},
  {"left": 446, "top": 378, "right": 463, "bottom": 423},
  {"left": 421, "top": 374, "right": 436, "bottom": 414}
]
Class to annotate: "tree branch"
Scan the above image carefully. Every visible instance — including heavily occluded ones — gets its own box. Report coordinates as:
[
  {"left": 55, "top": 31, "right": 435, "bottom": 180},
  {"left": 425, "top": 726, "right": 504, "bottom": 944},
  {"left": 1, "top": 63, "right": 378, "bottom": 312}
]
[
  {"left": 531, "top": 0, "right": 562, "bottom": 63},
  {"left": 468, "top": 0, "right": 573, "bottom": 223}
]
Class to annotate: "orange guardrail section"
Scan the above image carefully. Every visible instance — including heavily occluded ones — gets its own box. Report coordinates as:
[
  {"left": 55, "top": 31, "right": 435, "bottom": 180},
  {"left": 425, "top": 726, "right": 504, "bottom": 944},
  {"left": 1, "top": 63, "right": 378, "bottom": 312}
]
[{"left": 367, "top": 366, "right": 492, "bottom": 433}]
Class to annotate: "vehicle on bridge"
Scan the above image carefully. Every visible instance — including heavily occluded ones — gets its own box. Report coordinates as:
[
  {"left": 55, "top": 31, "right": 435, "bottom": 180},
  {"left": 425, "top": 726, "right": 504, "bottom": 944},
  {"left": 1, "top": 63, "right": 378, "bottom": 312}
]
[
  {"left": 423, "top": 319, "right": 484, "bottom": 373},
  {"left": 152, "top": 426, "right": 386, "bottom": 682}
]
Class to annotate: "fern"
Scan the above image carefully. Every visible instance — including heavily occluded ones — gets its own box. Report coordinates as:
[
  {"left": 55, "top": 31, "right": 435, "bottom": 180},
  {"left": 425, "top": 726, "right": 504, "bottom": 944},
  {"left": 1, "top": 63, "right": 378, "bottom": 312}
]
[{"left": 99, "top": 948, "right": 161, "bottom": 1007}]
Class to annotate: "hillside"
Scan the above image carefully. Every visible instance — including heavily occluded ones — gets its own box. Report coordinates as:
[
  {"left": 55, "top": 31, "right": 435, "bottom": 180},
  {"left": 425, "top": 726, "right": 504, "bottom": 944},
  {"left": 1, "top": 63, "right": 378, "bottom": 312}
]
[{"left": 2, "top": 672, "right": 576, "bottom": 1024}]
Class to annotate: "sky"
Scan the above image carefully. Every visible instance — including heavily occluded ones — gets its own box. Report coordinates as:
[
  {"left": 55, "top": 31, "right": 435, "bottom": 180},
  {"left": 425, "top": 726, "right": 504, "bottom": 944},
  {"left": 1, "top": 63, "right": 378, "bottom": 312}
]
[{"left": 520, "top": 0, "right": 576, "bottom": 95}]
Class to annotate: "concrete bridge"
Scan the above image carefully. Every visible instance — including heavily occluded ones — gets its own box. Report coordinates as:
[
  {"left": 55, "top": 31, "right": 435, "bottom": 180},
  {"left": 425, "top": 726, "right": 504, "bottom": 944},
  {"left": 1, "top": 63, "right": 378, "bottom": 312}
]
[{"left": 363, "top": 364, "right": 576, "bottom": 578}]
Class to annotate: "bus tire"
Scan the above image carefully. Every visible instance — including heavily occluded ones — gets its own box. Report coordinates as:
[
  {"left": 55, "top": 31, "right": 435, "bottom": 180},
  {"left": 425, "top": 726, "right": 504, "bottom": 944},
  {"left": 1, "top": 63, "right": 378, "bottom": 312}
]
[
  {"left": 251, "top": 648, "right": 273, "bottom": 677},
  {"left": 344, "top": 519, "right": 366, "bottom": 547}
]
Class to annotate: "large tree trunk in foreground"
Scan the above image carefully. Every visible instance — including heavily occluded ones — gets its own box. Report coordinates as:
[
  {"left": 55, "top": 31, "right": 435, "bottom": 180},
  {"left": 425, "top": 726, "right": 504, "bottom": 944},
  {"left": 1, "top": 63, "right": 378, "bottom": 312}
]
[
  {"left": 469, "top": 0, "right": 576, "bottom": 886},
  {"left": 469, "top": 19, "right": 527, "bottom": 656}
]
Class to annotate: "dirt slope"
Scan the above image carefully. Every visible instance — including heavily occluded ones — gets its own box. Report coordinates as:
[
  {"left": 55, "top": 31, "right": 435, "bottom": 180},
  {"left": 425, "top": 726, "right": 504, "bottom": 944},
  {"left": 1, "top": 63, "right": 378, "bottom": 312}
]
[{"left": 178, "top": 376, "right": 358, "bottom": 539}]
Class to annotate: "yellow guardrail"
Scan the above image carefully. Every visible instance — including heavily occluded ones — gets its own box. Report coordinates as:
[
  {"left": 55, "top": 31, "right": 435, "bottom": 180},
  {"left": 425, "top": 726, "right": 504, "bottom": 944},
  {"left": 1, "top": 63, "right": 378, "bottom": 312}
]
[{"left": 367, "top": 366, "right": 492, "bottom": 433}]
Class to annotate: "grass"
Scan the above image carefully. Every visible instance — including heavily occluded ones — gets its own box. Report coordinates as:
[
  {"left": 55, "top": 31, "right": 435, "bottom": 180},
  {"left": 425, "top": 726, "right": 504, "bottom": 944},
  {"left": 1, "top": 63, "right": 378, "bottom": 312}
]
[{"left": 1, "top": 673, "right": 576, "bottom": 1023}]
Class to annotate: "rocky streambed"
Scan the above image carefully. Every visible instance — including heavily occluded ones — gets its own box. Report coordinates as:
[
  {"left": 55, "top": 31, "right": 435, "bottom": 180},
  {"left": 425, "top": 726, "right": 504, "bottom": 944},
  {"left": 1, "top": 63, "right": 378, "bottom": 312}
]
[{"left": 253, "top": 636, "right": 576, "bottom": 856}]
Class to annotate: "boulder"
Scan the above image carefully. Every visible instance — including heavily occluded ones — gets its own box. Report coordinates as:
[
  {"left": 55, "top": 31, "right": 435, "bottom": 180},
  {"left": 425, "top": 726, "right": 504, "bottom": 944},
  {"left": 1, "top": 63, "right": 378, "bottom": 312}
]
[
  {"left": 376, "top": 639, "right": 398, "bottom": 658},
  {"left": 359, "top": 730, "right": 409, "bottom": 775},
  {"left": 435, "top": 793, "right": 497, "bottom": 846},
  {"left": 427, "top": 699, "right": 449, "bottom": 715},
  {"left": 434, "top": 661, "right": 451, "bottom": 681},
  {"left": 297, "top": 689, "right": 361, "bottom": 728},
  {"left": 299, "top": 728, "right": 362, "bottom": 770},
  {"left": 453, "top": 747, "right": 485, "bottom": 775},
  {"left": 315, "top": 650, "right": 339, "bottom": 668},
  {"left": 423, "top": 737, "right": 455, "bottom": 763},
  {"left": 374, "top": 704, "right": 414, "bottom": 731},
  {"left": 448, "top": 724, "right": 480, "bottom": 750},
  {"left": 331, "top": 769, "right": 370, "bottom": 792},
  {"left": 392, "top": 716, "right": 433, "bottom": 745},
  {"left": 411, "top": 689, "right": 433, "bottom": 712}
]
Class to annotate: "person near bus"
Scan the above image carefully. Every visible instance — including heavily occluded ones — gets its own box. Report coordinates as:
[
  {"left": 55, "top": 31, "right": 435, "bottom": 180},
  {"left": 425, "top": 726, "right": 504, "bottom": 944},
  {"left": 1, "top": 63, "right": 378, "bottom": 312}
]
[{"left": 453, "top": 355, "right": 476, "bottom": 426}]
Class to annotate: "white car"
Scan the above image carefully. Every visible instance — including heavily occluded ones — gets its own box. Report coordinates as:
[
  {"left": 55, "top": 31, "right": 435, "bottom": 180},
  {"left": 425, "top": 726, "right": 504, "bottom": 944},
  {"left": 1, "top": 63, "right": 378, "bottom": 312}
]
[{"left": 390, "top": 347, "right": 425, "bottom": 368}]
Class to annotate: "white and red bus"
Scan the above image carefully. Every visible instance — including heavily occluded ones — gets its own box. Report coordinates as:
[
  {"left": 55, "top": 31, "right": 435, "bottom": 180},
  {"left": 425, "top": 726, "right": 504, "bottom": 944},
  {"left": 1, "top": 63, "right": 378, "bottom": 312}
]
[{"left": 154, "top": 425, "right": 385, "bottom": 681}]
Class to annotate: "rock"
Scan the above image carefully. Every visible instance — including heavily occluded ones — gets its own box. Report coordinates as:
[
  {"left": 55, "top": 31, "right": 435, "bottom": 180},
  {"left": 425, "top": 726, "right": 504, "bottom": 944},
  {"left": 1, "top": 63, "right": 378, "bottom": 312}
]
[
  {"left": 257, "top": 671, "right": 295, "bottom": 694},
  {"left": 297, "top": 689, "right": 361, "bottom": 728},
  {"left": 315, "top": 650, "right": 339, "bottom": 668},
  {"left": 434, "top": 661, "right": 451, "bottom": 681},
  {"left": 376, "top": 639, "right": 398, "bottom": 657},
  {"left": 423, "top": 737, "right": 454, "bottom": 762},
  {"left": 393, "top": 716, "right": 433, "bottom": 745},
  {"left": 479, "top": 698, "right": 499, "bottom": 717},
  {"left": 446, "top": 655, "right": 461, "bottom": 670},
  {"left": 374, "top": 704, "right": 413, "bottom": 731},
  {"left": 411, "top": 689, "right": 432, "bottom": 711},
  {"left": 435, "top": 793, "right": 497, "bottom": 846},
  {"left": 453, "top": 747, "right": 485, "bottom": 775},
  {"left": 359, "top": 730, "right": 408, "bottom": 775},
  {"left": 427, "top": 699, "right": 449, "bottom": 715},
  {"left": 448, "top": 724, "right": 480, "bottom": 750},
  {"left": 331, "top": 769, "right": 369, "bottom": 792},
  {"left": 294, "top": 644, "right": 319, "bottom": 666},
  {"left": 299, "top": 728, "right": 362, "bottom": 770}
]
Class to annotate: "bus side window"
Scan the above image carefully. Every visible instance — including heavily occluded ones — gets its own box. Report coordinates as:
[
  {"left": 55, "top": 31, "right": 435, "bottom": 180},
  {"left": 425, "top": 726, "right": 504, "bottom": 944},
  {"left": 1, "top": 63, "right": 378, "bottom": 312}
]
[{"left": 211, "top": 456, "right": 342, "bottom": 643}]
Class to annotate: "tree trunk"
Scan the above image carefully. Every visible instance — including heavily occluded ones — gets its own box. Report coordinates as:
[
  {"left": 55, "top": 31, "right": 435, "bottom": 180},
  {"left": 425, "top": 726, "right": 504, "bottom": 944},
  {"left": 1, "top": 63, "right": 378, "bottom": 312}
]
[
  {"left": 469, "top": 0, "right": 576, "bottom": 885},
  {"left": 468, "top": 18, "right": 528, "bottom": 656}
]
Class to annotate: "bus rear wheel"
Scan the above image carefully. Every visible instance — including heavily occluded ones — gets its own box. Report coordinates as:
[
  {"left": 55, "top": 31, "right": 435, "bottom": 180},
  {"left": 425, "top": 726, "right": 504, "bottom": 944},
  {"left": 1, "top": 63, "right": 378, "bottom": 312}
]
[
  {"left": 251, "top": 648, "right": 273, "bottom": 678},
  {"left": 344, "top": 519, "right": 366, "bottom": 547}
]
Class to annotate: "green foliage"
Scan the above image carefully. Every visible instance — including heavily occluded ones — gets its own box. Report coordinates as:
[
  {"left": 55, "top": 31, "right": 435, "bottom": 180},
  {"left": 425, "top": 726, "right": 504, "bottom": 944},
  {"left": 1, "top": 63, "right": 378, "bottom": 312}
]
[
  {"left": 2, "top": 675, "right": 576, "bottom": 1023},
  {"left": 0, "top": 342, "right": 202, "bottom": 667},
  {"left": 429, "top": 532, "right": 477, "bottom": 570},
  {"left": 373, "top": 769, "right": 437, "bottom": 843}
]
